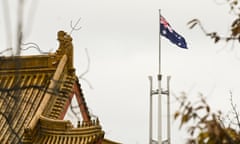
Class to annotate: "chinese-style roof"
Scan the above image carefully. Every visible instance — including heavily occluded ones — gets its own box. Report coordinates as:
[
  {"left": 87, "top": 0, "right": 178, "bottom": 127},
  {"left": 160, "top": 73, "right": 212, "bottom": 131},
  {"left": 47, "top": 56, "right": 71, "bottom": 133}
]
[
  {"left": 23, "top": 115, "right": 104, "bottom": 144},
  {"left": 0, "top": 31, "right": 119, "bottom": 144}
]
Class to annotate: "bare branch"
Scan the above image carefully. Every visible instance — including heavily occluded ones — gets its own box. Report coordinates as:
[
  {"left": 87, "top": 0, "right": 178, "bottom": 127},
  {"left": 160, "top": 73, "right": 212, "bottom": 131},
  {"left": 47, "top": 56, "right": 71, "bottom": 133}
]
[
  {"left": 21, "top": 42, "right": 52, "bottom": 54},
  {"left": 229, "top": 91, "right": 240, "bottom": 129},
  {"left": 78, "top": 48, "right": 93, "bottom": 89},
  {"left": 69, "top": 18, "right": 82, "bottom": 35},
  {"left": 0, "top": 48, "right": 13, "bottom": 55}
]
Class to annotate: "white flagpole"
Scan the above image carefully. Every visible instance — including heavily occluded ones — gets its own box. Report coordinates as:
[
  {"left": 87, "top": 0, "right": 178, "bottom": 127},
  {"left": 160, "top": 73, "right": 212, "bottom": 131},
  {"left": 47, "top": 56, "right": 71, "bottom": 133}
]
[
  {"left": 158, "top": 9, "right": 162, "bottom": 144},
  {"left": 167, "top": 76, "right": 171, "bottom": 144},
  {"left": 148, "top": 76, "right": 153, "bottom": 144}
]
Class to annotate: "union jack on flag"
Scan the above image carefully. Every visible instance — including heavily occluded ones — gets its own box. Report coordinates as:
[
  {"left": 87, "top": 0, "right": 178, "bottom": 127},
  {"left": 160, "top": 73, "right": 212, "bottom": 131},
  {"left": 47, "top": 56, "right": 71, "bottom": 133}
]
[{"left": 160, "top": 15, "right": 187, "bottom": 49}]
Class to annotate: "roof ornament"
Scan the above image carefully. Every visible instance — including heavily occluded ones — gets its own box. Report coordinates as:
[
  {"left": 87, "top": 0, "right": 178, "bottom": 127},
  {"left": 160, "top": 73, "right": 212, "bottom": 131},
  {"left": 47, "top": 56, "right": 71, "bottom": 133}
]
[{"left": 56, "top": 31, "right": 73, "bottom": 68}]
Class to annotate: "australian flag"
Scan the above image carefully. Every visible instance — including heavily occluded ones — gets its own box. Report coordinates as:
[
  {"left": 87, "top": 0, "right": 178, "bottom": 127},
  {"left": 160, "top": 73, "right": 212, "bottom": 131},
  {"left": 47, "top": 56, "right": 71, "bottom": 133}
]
[{"left": 160, "top": 15, "right": 187, "bottom": 49}]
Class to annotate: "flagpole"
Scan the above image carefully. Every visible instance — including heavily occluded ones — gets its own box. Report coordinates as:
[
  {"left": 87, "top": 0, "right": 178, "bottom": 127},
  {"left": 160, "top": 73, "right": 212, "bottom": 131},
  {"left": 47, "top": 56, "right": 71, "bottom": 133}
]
[
  {"left": 167, "top": 76, "right": 171, "bottom": 144},
  {"left": 158, "top": 9, "right": 162, "bottom": 144},
  {"left": 148, "top": 76, "right": 153, "bottom": 144}
]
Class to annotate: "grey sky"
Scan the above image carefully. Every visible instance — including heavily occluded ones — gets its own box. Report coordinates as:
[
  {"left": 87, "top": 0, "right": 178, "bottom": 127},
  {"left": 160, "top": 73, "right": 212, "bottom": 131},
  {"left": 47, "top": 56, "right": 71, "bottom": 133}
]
[{"left": 1, "top": 0, "right": 240, "bottom": 143}]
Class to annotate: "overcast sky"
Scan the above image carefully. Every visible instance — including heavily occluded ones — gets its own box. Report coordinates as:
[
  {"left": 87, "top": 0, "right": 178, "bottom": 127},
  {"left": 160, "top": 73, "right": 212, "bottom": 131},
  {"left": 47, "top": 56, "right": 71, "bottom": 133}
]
[{"left": 1, "top": 0, "right": 240, "bottom": 143}]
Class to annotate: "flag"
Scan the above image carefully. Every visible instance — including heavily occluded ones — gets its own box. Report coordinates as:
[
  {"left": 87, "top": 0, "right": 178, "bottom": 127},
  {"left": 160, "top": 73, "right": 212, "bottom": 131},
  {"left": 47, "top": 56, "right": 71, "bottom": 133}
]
[{"left": 160, "top": 15, "right": 187, "bottom": 49}]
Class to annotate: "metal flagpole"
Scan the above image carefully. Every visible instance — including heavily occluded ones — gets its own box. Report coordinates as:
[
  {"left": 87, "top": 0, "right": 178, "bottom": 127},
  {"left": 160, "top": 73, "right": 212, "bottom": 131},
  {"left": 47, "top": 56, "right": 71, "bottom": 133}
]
[
  {"left": 167, "top": 76, "right": 171, "bottom": 144},
  {"left": 148, "top": 76, "right": 153, "bottom": 144},
  {"left": 158, "top": 9, "right": 162, "bottom": 144}
]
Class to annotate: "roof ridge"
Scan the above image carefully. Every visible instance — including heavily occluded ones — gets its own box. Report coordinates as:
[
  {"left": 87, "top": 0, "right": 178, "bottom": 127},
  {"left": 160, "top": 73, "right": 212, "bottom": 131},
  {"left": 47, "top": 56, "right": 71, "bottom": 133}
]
[{"left": 27, "top": 54, "right": 68, "bottom": 131}]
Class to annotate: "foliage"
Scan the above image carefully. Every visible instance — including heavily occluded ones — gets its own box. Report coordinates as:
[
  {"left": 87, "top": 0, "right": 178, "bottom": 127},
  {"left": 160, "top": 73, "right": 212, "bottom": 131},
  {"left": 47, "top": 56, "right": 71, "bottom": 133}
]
[
  {"left": 174, "top": 1, "right": 240, "bottom": 143},
  {"left": 187, "top": 0, "right": 240, "bottom": 43},
  {"left": 174, "top": 93, "right": 240, "bottom": 144}
]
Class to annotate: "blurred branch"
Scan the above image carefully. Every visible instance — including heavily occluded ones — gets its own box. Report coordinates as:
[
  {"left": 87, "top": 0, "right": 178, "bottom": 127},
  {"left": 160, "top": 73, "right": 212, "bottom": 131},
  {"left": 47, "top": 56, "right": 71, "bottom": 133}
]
[
  {"left": 0, "top": 48, "right": 13, "bottom": 55},
  {"left": 21, "top": 42, "right": 52, "bottom": 54},
  {"left": 69, "top": 18, "right": 82, "bottom": 36},
  {"left": 187, "top": 19, "right": 239, "bottom": 43},
  {"left": 174, "top": 92, "right": 240, "bottom": 144},
  {"left": 229, "top": 91, "right": 240, "bottom": 129},
  {"left": 187, "top": 0, "right": 240, "bottom": 44},
  {"left": 78, "top": 48, "right": 93, "bottom": 89}
]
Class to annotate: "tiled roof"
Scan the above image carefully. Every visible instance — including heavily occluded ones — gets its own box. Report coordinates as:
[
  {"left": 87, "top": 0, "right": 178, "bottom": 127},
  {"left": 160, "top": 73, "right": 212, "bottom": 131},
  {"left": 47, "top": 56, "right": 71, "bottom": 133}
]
[
  {"left": 0, "top": 58, "right": 56, "bottom": 143},
  {"left": 0, "top": 31, "right": 119, "bottom": 144},
  {"left": 24, "top": 115, "right": 104, "bottom": 144},
  {"left": 102, "top": 139, "right": 122, "bottom": 144}
]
